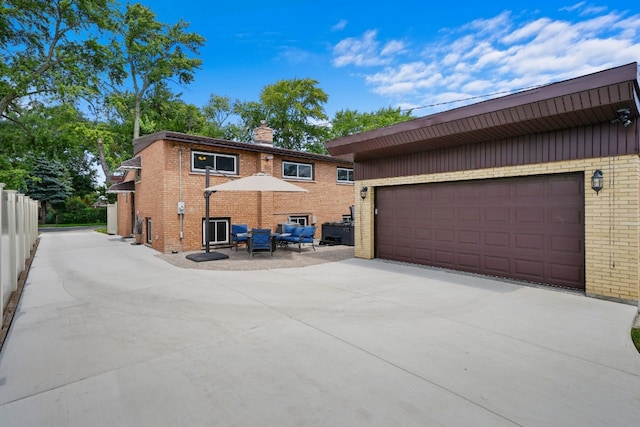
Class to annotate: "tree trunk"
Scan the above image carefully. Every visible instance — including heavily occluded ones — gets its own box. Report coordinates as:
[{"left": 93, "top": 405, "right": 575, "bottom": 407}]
[
  {"left": 97, "top": 138, "right": 113, "bottom": 184},
  {"left": 133, "top": 95, "right": 141, "bottom": 140},
  {"left": 40, "top": 200, "right": 47, "bottom": 224}
]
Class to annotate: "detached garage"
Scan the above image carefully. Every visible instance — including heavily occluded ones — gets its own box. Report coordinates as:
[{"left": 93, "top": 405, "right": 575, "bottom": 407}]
[{"left": 325, "top": 63, "right": 640, "bottom": 304}]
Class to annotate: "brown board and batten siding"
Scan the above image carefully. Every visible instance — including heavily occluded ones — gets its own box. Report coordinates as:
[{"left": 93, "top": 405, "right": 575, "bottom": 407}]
[{"left": 357, "top": 124, "right": 638, "bottom": 180}]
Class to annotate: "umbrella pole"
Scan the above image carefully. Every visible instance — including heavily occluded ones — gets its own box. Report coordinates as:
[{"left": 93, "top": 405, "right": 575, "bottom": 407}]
[{"left": 205, "top": 166, "right": 211, "bottom": 253}]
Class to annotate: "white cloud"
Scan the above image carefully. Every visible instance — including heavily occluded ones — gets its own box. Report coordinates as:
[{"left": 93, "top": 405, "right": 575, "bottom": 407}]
[
  {"left": 331, "top": 19, "right": 348, "bottom": 32},
  {"left": 332, "top": 30, "right": 404, "bottom": 67},
  {"left": 332, "top": 5, "right": 640, "bottom": 115}
]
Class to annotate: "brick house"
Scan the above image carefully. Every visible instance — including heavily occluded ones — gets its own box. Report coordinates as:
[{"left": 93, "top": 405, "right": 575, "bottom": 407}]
[
  {"left": 108, "top": 124, "right": 355, "bottom": 253},
  {"left": 325, "top": 63, "right": 640, "bottom": 304}
]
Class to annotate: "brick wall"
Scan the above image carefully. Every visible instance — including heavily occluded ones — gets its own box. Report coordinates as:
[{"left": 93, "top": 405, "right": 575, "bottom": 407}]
[
  {"left": 356, "top": 154, "right": 640, "bottom": 304},
  {"left": 124, "top": 140, "right": 354, "bottom": 253}
]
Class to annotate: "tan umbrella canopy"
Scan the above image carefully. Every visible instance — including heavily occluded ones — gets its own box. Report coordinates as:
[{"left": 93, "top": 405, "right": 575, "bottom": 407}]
[
  {"left": 205, "top": 172, "right": 309, "bottom": 193},
  {"left": 193, "top": 172, "right": 308, "bottom": 261}
]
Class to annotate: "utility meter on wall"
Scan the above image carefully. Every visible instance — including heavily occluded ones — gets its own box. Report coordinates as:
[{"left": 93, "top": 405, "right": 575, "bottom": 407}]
[{"left": 177, "top": 201, "right": 185, "bottom": 215}]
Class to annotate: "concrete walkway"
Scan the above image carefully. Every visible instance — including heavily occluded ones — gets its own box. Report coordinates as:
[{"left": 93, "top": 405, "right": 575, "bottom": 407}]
[{"left": 0, "top": 230, "right": 639, "bottom": 426}]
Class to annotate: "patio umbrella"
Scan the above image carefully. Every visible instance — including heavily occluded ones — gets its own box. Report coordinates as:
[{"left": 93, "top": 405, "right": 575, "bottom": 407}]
[
  {"left": 189, "top": 172, "right": 308, "bottom": 262},
  {"left": 204, "top": 172, "right": 309, "bottom": 193}
]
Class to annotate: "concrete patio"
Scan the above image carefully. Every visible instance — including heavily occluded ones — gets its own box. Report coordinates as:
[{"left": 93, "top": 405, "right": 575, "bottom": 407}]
[{"left": 0, "top": 229, "right": 639, "bottom": 426}]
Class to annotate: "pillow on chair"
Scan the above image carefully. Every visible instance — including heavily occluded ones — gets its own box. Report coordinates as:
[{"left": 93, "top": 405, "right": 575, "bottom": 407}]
[
  {"left": 291, "top": 226, "right": 304, "bottom": 237},
  {"left": 302, "top": 226, "right": 315, "bottom": 238}
]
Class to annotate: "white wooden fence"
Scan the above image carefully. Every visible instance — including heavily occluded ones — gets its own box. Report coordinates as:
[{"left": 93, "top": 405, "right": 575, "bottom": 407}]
[{"left": 1, "top": 184, "right": 39, "bottom": 316}]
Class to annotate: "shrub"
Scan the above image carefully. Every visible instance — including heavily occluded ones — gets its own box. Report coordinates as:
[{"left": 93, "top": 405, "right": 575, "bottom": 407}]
[{"left": 57, "top": 207, "right": 106, "bottom": 224}]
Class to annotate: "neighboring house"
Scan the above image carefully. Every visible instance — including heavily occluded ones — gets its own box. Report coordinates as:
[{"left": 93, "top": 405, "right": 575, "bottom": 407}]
[
  {"left": 108, "top": 123, "right": 355, "bottom": 253},
  {"left": 325, "top": 62, "right": 640, "bottom": 305}
]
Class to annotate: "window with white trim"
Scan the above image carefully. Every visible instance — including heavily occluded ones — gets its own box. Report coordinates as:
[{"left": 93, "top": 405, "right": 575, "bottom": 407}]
[
  {"left": 202, "top": 217, "right": 230, "bottom": 245},
  {"left": 337, "top": 167, "right": 354, "bottom": 183},
  {"left": 282, "top": 161, "right": 313, "bottom": 180},
  {"left": 191, "top": 151, "right": 237, "bottom": 174},
  {"left": 288, "top": 216, "right": 308, "bottom": 226}
]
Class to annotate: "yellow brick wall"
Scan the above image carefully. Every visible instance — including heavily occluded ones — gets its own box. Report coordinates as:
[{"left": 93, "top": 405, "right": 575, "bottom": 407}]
[{"left": 355, "top": 155, "right": 640, "bottom": 303}]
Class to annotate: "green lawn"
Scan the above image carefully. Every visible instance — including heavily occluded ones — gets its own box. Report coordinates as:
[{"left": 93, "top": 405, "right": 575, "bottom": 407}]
[{"left": 632, "top": 328, "right": 640, "bottom": 353}]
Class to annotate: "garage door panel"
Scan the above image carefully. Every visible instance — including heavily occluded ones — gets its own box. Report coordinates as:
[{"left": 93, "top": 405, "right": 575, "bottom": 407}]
[
  {"left": 458, "top": 230, "right": 481, "bottom": 245},
  {"left": 414, "top": 248, "right": 432, "bottom": 262},
  {"left": 516, "top": 181, "right": 545, "bottom": 197},
  {"left": 514, "top": 234, "right": 544, "bottom": 251},
  {"left": 514, "top": 258, "right": 545, "bottom": 277},
  {"left": 394, "top": 246, "right": 414, "bottom": 260},
  {"left": 549, "top": 264, "right": 583, "bottom": 284},
  {"left": 458, "top": 252, "right": 481, "bottom": 270},
  {"left": 485, "top": 207, "right": 509, "bottom": 223},
  {"left": 414, "top": 227, "right": 432, "bottom": 241},
  {"left": 550, "top": 179, "right": 582, "bottom": 195},
  {"left": 394, "top": 226, "right": 413, "bottom": 239},
  {"left": 434, "top": 250, "right": 456, "bottom": 267},
  {"left": 485, "top": 182, "right": 510, "bottom": 198},
  {"left": 376, "top": 174, "right": 585, "bottom": 290},
  {"left": 514, "top": 207, "right": 545, "bottom": 224},
  {"left": 484, "top": 255, "right": 511, "bottom": 274},
  {"left": 485, "top": 232, "right": 509, "bottom": 248},
  {"left": 459, "top": 207, "right": 481, "bottom": 222},
  {"left": 433, "top": 207, "right": 455, "bottom": 221},
  {"left": 550, "top": 207, "right": 582, "bottom": 224},
  {"left": 550, "top": 235, "right": 582, "bottom": 253},
  {"left": 435, "top": 229, "right": 455, "bottom": 243}
]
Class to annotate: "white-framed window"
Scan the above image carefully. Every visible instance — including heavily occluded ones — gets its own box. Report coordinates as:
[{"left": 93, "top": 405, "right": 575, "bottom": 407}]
[
  {"left": 337, "top": 167, "right": 354, "bottom": 183},
  {"left": 282, "top": 161, "right": 313, "bottom": 180},
  {"left": 288, "top": 216, "right": 308, "bottom": 226},
  {"left": 191, "top": 150, "right": 238, "bottom": 174},
  {"left": 202, "top": 217, "right": 230, "bottom": 245}
]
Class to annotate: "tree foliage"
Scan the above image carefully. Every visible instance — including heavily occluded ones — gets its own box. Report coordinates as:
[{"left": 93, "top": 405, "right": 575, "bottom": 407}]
[
  {"left": 234, "top": 78, "right": 330, "bottom": 152},
  {"left": 0, "top": 0, "right": 120, "bottom": 119},
  {"left": 0, "top": 0, "right": 417, "bottom": 217},
  {"left": 25, "top": 155, "right": 74, "bottom": 223},
  {"left": 329, "top": 107, "right": 415, "bottom": 139},
  {"left": 118, "top": 2, "right": 205, "bottom": 139}
]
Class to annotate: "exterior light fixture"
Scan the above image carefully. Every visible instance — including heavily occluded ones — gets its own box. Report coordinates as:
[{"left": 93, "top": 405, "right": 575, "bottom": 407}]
[
  {"left": 591, "top": 170, "right": 603, "bottom": 195},
  {"left": 360, "top": 186, "right": 368, "bottom": 200},
  {"left": 612, "top": 108, "right": 632, "bottom": 127}
]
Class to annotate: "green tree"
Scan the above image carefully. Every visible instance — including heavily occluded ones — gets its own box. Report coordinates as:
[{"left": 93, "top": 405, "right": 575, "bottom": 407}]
[
  {"left": 0, "top": 101, "right": 101, "bottom": 193},
  {"left": 200, "top": 94, "right": 239, "bottom": 138},
  {"left": 25, "top": 156, "right": 73, "bottom": 223},
  {"left": 0, "top": 0, "right": 120, "bottom": 119},
  {"left": 118, "top": 3, "right": 206, "bottom": 139},
  {"left": 329, "top": 107, "right": 415, "bottom": 139},
  {"left": 236, "top": 78, "right": 329, "bottom": 152}
]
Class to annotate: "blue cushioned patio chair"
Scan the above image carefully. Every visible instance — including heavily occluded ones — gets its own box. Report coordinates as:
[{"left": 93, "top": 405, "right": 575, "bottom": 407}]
[
  {"left": 231, "top": 224, "right": 249, "bottom": 251},
  {"left": 249, "top": 228, "right": 273, "bottom": 258},
  {"left": 280, "top": 225, "right": 316, "bottom": 252}
]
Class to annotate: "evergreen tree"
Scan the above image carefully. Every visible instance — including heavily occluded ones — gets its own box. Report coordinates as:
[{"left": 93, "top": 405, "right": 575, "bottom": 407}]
[{"left": 26, "top": 156, "right": 73, "bottom": 223}]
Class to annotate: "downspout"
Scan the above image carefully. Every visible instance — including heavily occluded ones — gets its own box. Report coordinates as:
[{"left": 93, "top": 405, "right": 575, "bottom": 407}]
[{"left": 179, "top": 149, "right": 184, "bottom": 240}]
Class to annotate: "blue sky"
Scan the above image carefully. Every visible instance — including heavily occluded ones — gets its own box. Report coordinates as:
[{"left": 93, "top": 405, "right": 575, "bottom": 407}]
[{"left": 137, "top": 1, "right": 640, "bottom": 119}]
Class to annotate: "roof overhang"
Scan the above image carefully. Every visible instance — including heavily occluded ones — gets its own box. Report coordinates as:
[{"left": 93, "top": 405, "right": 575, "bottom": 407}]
[
  {"left": 106, "top": 181, "right": 135, "bottom": 194},
  {"left": 132, "top": 131, "right": 353, "bottom": 165},
  {"left": 116, "top": 156, "right": 141, "bottom": 170},
  {"left": 325, "top": 63, "right": 640, "bottom": 162}
]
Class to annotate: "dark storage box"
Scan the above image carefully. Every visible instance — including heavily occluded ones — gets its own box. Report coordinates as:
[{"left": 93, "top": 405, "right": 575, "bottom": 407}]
[{"left": 321, "top": 222, "right": 354, "bottom": 246}]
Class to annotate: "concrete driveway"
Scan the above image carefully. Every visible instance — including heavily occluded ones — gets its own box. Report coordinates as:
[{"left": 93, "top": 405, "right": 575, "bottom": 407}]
[{"left": 0, "top": 230, "right": 639, "bottom": 426}]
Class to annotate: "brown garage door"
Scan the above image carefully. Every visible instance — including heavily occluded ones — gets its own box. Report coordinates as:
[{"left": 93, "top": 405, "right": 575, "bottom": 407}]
[{"left": 375, "top": 174, "right": 584, "bottom": 290}]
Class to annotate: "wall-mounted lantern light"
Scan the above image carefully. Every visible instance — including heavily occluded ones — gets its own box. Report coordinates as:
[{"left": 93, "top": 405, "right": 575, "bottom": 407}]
[
  {"left": 360, "top": 186, "right": 368, "bottom": 200},
  {"left": 591, "top": 170, "right": 604, "bottom": 195}
]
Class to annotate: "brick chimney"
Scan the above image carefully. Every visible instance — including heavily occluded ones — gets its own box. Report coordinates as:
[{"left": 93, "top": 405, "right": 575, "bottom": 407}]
[{"left": 254, "top": 120, "right": 273, "bottom": 146}]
